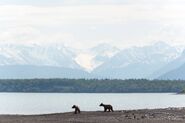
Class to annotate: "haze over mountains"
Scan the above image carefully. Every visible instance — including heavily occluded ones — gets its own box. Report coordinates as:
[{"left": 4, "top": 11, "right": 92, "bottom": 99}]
[
  {"left": 0, "top": 42, "right": 184, "bottom": 80},
  {"left": 93, "top": 42, "right": 182, "bottom": 79},
  {"left": 158, "top": 50, "right": 185, "bottom": 80}
]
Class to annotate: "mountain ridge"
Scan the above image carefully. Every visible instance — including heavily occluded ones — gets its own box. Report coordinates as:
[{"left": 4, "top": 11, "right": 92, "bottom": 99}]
[{"left": 0, "top": 42, "right": 184, "bottom": 79}]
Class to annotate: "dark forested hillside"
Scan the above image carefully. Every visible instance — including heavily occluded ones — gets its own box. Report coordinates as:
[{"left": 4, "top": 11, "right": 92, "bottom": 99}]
[{"left": 0, "top": 79, "right": 185, "bottom": 93}]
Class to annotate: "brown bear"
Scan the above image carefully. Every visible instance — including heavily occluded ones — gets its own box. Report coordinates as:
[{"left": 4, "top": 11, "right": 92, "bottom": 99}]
[
  {"left": 99, "top": 103, "right": 114, "bottom": 112},
  {"left": 72, "top": 105, "right": 81, "bottom": 114}
]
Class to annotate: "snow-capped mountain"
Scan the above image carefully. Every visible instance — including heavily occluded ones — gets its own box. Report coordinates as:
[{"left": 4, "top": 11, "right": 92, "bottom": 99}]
[
  {"left": 151, "top": 49, "right": 185, "bottom": 79},
  {"left": 157, "top": 50, "right": 185, "bottom": 80},
  {"left": 75, "top": 43, "right": 120, "bottom": 71},
  {"left": 0, "top": 43, "right": 92, "bottom": 79},
  {"left": 0, "top": 42, "right": 183, "bottom": 79},
  {"left": 90, "top": 43, "right": 120, "bottom": 66},
  {"left": 0, "top": 44, "right": 81, "bottom": 69},
  {"left": 92, "top": 42, "right": 182, "bottom": 79}
]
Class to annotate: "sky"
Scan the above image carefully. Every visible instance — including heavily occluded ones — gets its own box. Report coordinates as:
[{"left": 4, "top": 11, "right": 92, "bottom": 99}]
[{"left": 1, "top": 0, "right": 185, "bottom": 49}]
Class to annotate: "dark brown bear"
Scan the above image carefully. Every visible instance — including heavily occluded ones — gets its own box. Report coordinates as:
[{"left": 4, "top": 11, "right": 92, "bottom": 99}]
[
  {"left": 72, "top": 105, "right": 81, "bottom": 114},
  {"left": 99, "top": 103, "right": 114, "bottom": 112}
]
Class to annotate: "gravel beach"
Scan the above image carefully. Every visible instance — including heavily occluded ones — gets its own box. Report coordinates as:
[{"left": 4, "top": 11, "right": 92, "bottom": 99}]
[{"left": 1, "top": 108, "right": 185, "bottom": 123}]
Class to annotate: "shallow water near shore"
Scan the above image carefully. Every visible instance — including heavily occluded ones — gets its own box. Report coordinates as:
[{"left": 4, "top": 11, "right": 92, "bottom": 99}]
[{"left": 0, "top": 93, "right": 185, "bottom": 115}]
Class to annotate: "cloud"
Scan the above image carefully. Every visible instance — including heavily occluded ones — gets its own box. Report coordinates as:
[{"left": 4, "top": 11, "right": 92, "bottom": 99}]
[
  {"left": 1, "top": 2, "right": 185, "bottom": 48},
  {"left": 1, "top": 4, "right": 185, "bottom": 25},
  {"left": 1, "top": 0, "right": 185, "bottom": 6}
]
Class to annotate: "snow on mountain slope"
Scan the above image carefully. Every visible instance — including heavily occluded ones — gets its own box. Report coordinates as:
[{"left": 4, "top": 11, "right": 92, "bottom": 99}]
[
  {"left": 75, "top": 43, "right": 120, "bottom": 71},
  {"left": 157, "top": 50, "right": 185, "bottom": 80},
  {"left": 0, "top": 44, "right": 81, "bottom": 69},
  {"left": 0, "top": 43, "right": 119, "bottom": 72},
  {"left": 92, "top": 42, "right": 182, "bottom": 79},
  {"left": 0, "top": 42, "right": 183, "bottom": 79},
  {"left": 90, "top": 43, "right": 120, "bottom": 68},
  {"left": 75, "top": 52, "right": 94, "bottom": 71}
]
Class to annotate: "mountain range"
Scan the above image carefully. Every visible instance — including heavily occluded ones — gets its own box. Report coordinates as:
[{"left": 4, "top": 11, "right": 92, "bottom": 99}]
[{"left": 0, "top": 42, "right": 184, "bottom": 80}]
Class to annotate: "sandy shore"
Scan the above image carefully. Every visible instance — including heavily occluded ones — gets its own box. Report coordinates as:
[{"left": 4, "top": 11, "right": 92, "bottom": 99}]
[{"left": 1, "top": 108, "right": 185, "bottom": 123}]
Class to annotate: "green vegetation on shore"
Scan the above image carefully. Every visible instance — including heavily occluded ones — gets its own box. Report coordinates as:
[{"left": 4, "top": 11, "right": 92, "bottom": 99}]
[{"left": 0, "top": 79, "right": 185, "bottom": 93}]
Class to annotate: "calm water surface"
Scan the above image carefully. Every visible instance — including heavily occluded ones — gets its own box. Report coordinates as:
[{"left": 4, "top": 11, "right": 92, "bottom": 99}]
[{"left": 0, "top": 93, "right": 185, "bottom": 114}]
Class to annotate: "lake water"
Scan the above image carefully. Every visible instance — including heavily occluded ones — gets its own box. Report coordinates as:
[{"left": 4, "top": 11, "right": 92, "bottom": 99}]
[{"left": 0, "top": 93, "right": 185, "bottom": 115}]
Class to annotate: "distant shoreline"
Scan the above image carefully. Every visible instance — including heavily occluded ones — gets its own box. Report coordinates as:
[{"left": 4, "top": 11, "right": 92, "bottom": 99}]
[{"left": 0, "top": 79, "right": 184, "bottom": 93}]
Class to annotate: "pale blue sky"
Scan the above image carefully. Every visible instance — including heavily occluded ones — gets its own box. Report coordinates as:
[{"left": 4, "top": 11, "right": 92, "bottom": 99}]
[{"left": 0, "top": 0, "right": 185, "bottom": 49}]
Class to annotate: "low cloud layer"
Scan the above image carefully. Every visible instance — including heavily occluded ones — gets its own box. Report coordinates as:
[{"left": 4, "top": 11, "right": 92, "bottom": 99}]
[{"left": 0, "top": 0, "right": 185, "bottom": 48}]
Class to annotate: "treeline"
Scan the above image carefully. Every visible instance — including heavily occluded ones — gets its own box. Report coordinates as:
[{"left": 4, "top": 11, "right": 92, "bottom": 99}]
[{"left": 0, "top": 79, "right": 185, "bottom": 93}]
